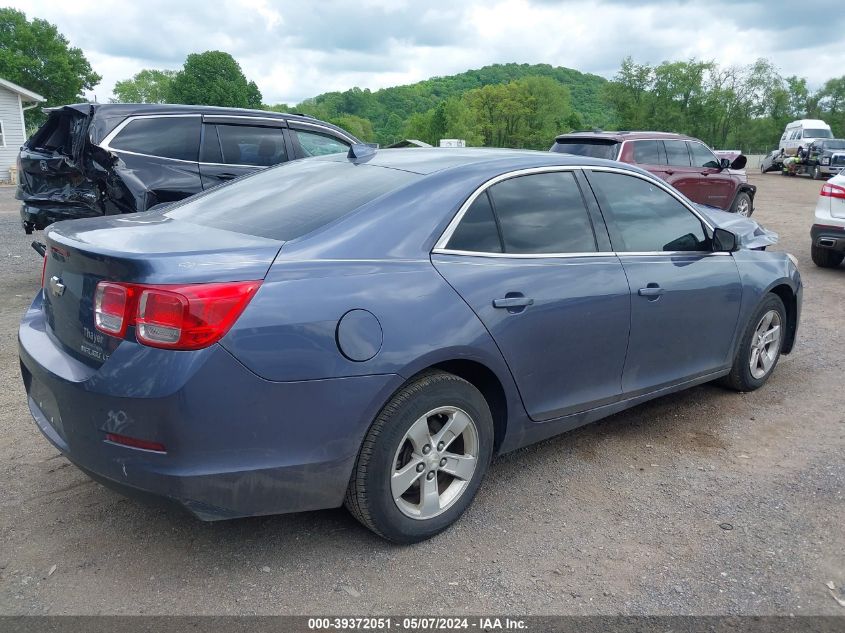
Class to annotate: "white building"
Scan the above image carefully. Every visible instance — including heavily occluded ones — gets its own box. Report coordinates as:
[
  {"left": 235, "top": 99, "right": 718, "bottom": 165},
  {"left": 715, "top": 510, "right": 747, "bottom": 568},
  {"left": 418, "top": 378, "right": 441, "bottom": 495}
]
[{"left": 0, "top": 78, "right": 45, "bottom": 182}]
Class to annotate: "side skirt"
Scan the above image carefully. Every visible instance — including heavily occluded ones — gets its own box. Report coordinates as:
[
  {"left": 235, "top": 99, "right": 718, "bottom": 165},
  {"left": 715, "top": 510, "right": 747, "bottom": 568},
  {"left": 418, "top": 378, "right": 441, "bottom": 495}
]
[{"left": 500, "top": 367, "right": 730, "bottom": 453}]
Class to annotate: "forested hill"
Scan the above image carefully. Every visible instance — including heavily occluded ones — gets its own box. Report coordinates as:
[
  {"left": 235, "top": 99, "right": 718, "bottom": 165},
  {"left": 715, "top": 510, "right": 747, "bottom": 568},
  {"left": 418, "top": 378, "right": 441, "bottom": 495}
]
[{"left": 290, "top": 63, "right": 615, "bottom": 146}]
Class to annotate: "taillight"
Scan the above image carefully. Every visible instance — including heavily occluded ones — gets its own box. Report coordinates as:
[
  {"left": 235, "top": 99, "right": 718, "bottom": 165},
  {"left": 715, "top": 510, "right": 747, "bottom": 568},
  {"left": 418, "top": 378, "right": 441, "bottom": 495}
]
[
  {"left": 94, "top": 282, "right": 133, "bottom": 337},
  {"left": 821, "top": 183, "right": 845, "bottom": 199},
  {"left": 94, "top": 280, "right": 261, "bottom": 350}
]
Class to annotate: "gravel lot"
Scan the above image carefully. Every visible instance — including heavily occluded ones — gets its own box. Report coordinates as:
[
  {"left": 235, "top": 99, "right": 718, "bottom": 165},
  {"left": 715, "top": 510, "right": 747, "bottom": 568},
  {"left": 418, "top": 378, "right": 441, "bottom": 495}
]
[{"left": 0, "top": 173, "right": 843, "bottom": 616}]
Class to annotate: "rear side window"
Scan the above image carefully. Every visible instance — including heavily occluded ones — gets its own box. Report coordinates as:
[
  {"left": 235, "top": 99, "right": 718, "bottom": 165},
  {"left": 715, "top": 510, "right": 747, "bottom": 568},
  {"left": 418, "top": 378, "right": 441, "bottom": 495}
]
[
  {"left": 165, "top": 160, "right": 418, "bottom": 240},
  {"left": 664, "top": 140, "right": 691, "bottom": 166},
  {"left": 294, "top": 129, "right": 350, "bottom": 156},
  {"left": 109, "top": 117, "right": 200, "bottom": 161},
  {"left": 589, "top": 171, "right": 709, "bottom": 252},
  {"left": 551, "top": 139, "right": 619, "bottom": 160},
  {"left": 446, "top": 192, "right": 502, "bottom": 253},
  {"left": 632, "top": 140, "right": 661, "bottom": 165},
  {"left": 214, "top": 125, "right": 287, "bottom": 166},
  {"left": 487, "top": 172, "right": 596, "bottom": 254}
]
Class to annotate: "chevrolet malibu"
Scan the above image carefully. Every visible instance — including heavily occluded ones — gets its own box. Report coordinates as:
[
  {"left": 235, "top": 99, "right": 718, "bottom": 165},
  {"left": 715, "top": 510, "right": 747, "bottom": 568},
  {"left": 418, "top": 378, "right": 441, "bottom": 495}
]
[{"left": 19, "top": 148, "right": 802, "bottom": 543}]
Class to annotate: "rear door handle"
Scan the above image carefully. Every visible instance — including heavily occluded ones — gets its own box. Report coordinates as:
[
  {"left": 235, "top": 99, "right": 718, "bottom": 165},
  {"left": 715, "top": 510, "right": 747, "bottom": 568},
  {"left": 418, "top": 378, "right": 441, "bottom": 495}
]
[
  {"left": 217, "top": 173, "right": 239, "bottom": 180},
  {"left": 493, "top": 297, "right": 534, "bottom": 308}
]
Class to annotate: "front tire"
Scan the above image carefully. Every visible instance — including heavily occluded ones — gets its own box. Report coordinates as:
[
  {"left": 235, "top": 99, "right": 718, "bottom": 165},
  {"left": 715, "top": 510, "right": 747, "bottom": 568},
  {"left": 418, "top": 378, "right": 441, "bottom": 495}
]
[
  {"left": 345, "top": 371, "right": 494, "bottom": 543},
  {"left": 813, "top": 165, "right": 824, "bottom": 180},
  {"left": 731, "top": 192, "right": 752, "bottom": 217},
  {"left": 720, "top": 294, "right": 786, "bottom": 392},
  {"left": 811, "top": 244, "right": 844, "bottom": 268}
]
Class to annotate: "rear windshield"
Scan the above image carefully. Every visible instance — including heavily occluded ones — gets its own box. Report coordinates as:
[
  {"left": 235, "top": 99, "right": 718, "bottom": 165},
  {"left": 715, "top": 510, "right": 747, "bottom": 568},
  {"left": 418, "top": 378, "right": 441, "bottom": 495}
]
[
  {"left": 166, "top": 159, "right": 418, "bottom": 240},
  {"left": 804, "top": 129, "right": 832, "bottom": 139},
  {"left": 551, "top": 139, "right": 620, "bottom": 160},
  {"left": 26, "top": 109, "right": 88, "bottom": 156}
]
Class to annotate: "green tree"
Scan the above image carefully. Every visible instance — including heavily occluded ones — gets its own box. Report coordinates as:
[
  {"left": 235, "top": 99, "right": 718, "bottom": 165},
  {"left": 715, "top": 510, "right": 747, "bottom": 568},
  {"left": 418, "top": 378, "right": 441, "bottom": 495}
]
[
  {"left": 0, "top": 8, "right": 100, "bottom": 124},
  {"left": 111, "top": 69, "right": 175, "bottom": 104},
  {"left": 330, "top": 114, "right": 375, "bottom": 141},
  {"left": 169, "top": 51, "right": 262, "bottom": 108}
]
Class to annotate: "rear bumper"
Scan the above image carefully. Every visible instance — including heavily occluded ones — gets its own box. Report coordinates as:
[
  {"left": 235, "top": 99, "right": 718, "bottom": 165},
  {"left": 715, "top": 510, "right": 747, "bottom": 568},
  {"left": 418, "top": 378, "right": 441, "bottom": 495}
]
[
  {"left": 19, "top": 292, "right": 402, "bottom": 520},
  {"left": 811, "top": 224, "right": 845, "bottom": 252}
]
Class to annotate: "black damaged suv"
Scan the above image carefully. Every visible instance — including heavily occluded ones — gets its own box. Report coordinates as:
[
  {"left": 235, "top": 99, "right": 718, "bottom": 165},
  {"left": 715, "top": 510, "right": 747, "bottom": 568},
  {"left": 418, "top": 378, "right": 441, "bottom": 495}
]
[{"left": 17, "top": 103, "right": 360, "bottom": 233}]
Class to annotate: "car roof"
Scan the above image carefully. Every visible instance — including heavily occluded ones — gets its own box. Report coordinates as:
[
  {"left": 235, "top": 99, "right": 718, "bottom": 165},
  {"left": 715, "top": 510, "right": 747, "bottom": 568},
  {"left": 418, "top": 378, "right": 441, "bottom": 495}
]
[
  {"left": 314, "top": 147, "right": 645, "bottom": 176},
  {"left": 554, "top": 130, "right": 697, "bottom": 142}
]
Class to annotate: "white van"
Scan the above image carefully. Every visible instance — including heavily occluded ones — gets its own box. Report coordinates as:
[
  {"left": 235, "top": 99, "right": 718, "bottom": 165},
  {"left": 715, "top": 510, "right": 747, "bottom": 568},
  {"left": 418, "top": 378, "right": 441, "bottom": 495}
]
[{"left": 779, "top": 119, "right": 834, "bottom": 155}]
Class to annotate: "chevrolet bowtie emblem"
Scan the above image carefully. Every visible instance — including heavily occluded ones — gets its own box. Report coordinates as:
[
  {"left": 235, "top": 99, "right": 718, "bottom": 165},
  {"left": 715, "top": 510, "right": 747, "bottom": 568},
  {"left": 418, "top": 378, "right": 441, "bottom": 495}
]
[{"left": 49, "top": 276, "right": 66, "bottom": 297}]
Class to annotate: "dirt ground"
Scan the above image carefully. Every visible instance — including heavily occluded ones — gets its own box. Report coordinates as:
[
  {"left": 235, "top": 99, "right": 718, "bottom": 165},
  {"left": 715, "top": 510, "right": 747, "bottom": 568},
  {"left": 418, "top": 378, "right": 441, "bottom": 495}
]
[{"left": 0, "top": 172, "right": 843, "bottom": 616}]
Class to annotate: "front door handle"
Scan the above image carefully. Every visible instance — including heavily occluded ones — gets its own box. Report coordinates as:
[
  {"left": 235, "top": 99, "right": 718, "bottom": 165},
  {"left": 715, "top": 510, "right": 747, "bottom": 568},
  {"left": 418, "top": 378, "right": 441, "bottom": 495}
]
[
  {"left": 493, "top": 296, "right": 534, "bottom": 309},
  {"left": 217, "top": 173, "right": 239, "bottom": 180},
  {"left": 665, "top": 169, "right": 675, "bottom": 176},
  {"left": 638, "top": 284, "right": 665, "bottom": 300}
]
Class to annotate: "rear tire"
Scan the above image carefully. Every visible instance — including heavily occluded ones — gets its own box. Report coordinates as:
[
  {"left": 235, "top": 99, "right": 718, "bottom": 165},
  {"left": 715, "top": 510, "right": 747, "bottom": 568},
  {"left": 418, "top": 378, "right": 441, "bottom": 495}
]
[
  {"left": 345, "top": 370, "right": 494, "bottom": 543},
  {"left": 720, "top": 293, "right": 786, "bottom": 392},
  {"left": 811, "top": 244, "right": 844, "bottom": 268}
]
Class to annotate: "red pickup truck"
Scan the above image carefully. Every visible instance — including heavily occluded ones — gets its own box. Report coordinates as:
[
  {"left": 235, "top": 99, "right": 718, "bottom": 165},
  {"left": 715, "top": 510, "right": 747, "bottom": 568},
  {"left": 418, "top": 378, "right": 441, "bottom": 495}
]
[{"left": 551, "top": 131, "right": 755, "bottom": 216}]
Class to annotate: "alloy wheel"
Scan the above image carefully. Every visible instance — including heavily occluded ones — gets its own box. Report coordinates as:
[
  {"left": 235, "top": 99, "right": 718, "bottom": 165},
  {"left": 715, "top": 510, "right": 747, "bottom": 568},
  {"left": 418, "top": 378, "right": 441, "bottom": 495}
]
[
  {"left": 391, "top": 406, "right": 479, "bottom": 520},
  {"left": 749, "top": 310, "right": 782, "bottom": 379},
  {"left": 736, "top": 198, "right": 750, "bottom": 217}
]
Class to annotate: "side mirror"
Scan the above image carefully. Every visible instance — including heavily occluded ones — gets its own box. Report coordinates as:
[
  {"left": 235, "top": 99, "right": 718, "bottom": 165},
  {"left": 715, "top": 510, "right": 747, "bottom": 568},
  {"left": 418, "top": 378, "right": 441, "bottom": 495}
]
[
  {"left": 713, "top": 227, "right": 738, "bottom": 252},
  {"left": 730, "top": 155, "right": 747, "bottom": 170},
  {"left": 719, "top": 157, "right": 731, "bottom": 170}
]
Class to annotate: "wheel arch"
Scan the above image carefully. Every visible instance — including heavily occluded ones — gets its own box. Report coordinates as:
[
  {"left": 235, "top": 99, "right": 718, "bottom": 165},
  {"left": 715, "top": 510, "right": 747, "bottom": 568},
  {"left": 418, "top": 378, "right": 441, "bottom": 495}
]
[{"left": 767, "top": 282, "right": 798, "bottom": 354}]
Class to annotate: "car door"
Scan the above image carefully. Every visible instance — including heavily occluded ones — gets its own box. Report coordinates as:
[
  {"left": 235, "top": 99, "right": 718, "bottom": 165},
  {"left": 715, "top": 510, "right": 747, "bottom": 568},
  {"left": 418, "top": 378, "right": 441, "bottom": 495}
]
[
  {"left": 661, "top": 140, "right": 705, "bottom": 204},
  {"left": 100, "top": 114, "right": 202, "bottom": 212},
  {"left": 585, "top": 169, "right": 742, "bottom": 395},
  {"left": 431, "top": 169, "right": 631, "bottom": 421},
  {"left": 289, "top": 123, "right": 353, "bottom": 158},
  {"left": 687, "top": 140, "right": 735, "bottom": 211},
  {"left": 199, "top": 116, "right": 291, "bottom": 189}
]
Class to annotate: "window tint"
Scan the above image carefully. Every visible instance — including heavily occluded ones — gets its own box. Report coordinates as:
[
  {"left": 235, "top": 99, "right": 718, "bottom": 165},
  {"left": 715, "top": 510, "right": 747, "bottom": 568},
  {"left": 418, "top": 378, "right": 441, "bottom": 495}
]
[
  {"left": 664, "top": 140, "right": 691, "bottom": 166},
  {"left": 632, "top": 140, "right": 660, "bottom": 165},
  {"left": 110, "top": 117, "right": 200, "bottom": 161},
  {"left": 166, "top": 160, "right": 417, "bottom": 241},
  {"left": 294, "top": 129, "right": 350, "bottom": 156},
  {"left": 688, "top": 142, "right": 720, "bottom": 168},
  {"left": 590, "top": 171, "right": 710, "bottom": 252},
  {"left": 215, "top": 125, "right": 287, "bottom": 166},
  {"left": 446, "top": 192, "right": 502, "bottom": 253},
  {"left": 487, "top": 172, "right": 596, "bottom": 254},
  {"left": 804, "top": 128, "right": 832, "bottom": 139},
  {"left": 551, "top": 139, "right": 620, "bottom": 160}
]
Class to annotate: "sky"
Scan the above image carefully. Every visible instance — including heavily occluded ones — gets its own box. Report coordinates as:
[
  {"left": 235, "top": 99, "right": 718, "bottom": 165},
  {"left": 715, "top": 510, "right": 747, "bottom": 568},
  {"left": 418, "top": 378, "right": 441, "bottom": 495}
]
[{"left": 10, "top": 0, "right": 845, "bottom": 105}]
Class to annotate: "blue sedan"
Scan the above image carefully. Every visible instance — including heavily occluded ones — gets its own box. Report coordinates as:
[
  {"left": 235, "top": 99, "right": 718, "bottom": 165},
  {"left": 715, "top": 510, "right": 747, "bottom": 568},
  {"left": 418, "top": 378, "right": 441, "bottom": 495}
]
[{"left": 19, "top": 147, "right": 801, "bottom": 542}]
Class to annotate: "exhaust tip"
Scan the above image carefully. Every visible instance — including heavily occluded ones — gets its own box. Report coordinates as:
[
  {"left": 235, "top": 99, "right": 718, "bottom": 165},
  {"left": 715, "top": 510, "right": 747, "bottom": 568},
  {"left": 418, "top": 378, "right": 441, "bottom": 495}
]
[{"left": 818, "top": 237, "right": 837, "bottom": 248}]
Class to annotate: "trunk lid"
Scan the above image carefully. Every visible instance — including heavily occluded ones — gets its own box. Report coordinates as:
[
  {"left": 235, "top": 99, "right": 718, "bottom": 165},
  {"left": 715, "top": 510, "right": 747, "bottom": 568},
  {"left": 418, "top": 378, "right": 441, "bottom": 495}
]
[{"left": 42, "top": 213, "right": 282, "bottom": 367}]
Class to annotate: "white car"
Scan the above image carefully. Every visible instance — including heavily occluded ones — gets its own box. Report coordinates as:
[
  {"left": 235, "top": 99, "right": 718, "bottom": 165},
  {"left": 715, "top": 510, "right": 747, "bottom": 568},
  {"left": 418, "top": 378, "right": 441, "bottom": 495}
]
[{"left": 811, "top": 172, "right": 845, "bottom": 267}]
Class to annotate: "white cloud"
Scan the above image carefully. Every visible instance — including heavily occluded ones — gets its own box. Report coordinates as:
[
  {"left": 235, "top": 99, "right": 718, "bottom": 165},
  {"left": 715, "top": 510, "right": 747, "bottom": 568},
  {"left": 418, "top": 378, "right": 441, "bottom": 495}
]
[{"left": 7, "top": 0, "right": 844, "bottom": 104}]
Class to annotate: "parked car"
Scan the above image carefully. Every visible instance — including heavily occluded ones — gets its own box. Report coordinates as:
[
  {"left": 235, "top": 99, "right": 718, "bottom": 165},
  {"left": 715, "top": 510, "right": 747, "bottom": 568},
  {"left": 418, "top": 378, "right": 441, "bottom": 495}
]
[
  {"left": 810, "top": 172, "right": 845, "bottom": 267},
  {"left": 19, "top": 148, "right": 801, "bottom": 543},
  {"left": 551, "top": 131, "right": 756, "bottom": 216},
  {"left": 761, "top": 139, "right": 845, "bottom": 179},
  {"left": 17, "top": 103, "right": 360, "bottom": 233},
  {"left": 779, "top": 118, "right": 833, "bottom": 156}
]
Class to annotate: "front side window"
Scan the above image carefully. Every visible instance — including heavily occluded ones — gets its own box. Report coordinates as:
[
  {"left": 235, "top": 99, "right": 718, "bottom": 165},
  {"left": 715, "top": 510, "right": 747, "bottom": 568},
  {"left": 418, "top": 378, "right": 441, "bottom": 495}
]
[
  {"left": 214, "top": 125, "right": 287, "bottom": 166},
  {"left": 664, "top": 140, "right": 691, "bottom": 167},
  {"left": 109, "top": 117, "right": 200, "bottom": 161},
  {"left": 688, "top": 142, "right": 720, "bottom": 169},
  {"left": 487, "top": 171, "right": 596, "bottom": 254},
  {"left": 294, "top": 129, "right": 350, "bottom": 156},
  {"left": 446, "top": 192, "right": 502, "bottom": 253},
  {"left": 589, "top": 171, "right": 710, "bottom": 253},
  {"left": 632, "top": 140, "right": 660, "bottom": 165}
]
